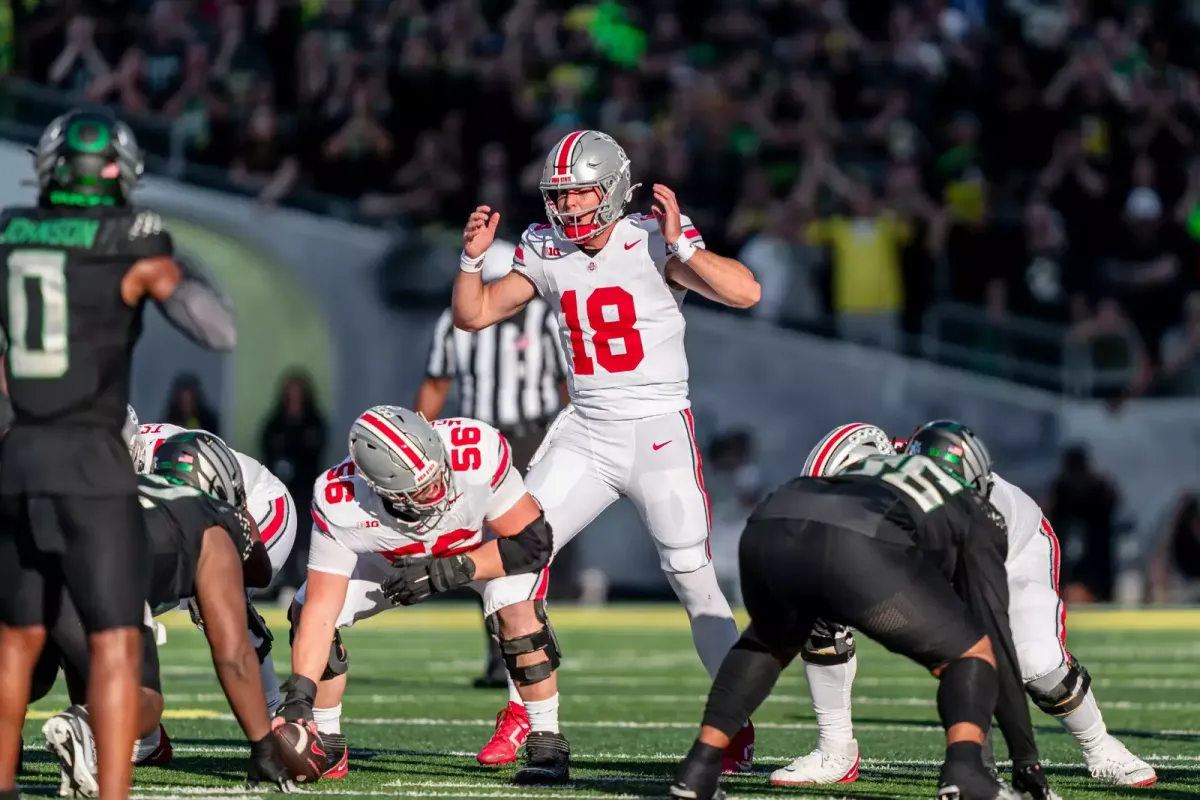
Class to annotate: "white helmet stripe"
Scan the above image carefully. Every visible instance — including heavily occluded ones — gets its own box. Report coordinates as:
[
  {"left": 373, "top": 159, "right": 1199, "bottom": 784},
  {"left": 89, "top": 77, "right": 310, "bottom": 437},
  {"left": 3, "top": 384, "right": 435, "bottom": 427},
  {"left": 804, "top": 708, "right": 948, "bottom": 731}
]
[
  {"left": 554, "top": 130, "right": 585, "bottom": 177},
  {"left": 359, "top": 412, "right": 428, "bottom": 472},
  {"left": 803, "top": 422, "right": 870, "bottom": 477}
]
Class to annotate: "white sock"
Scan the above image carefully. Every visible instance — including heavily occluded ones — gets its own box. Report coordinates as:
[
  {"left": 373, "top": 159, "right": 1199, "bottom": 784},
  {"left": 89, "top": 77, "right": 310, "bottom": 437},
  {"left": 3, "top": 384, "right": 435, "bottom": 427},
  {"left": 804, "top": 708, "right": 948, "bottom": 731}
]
[
  {"left": 666, "top": 566, "right": 739, "bottom": 678},
  {"left": 507, "top": 673, "right": 524, "bottom": 706},
  {"left": 261, "top": 654, "right": 283, "bottom": 717},
  {"left": 524, "top": 695, "right": 560, "bottom": 734},
  {"left": 313, "top": 703, "right": 342, "bottom": 736},
  {"left": 806, "top": 656, "right": 857, "bottom": 752},
  {"left": 1056, "top": 687, "right": 1107, "bottom": 747},
  {"left": 131, "top": 726, "right": 161, "bottom": 763}
]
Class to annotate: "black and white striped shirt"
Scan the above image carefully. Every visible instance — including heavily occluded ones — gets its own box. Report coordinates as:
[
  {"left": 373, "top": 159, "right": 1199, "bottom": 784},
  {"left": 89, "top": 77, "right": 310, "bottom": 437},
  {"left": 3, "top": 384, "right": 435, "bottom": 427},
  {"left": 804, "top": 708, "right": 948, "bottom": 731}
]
[{"left": 425, "top": 299, "right": 567, "bottom": 428}]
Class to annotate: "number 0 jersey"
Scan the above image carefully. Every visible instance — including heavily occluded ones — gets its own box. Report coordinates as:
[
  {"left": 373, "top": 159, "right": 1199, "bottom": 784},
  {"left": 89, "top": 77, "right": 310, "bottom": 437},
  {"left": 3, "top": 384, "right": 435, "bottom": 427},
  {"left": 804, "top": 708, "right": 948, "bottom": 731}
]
[
  {"left": 0, "top": 205, "right": 172, "bottom": 428},
  {"left": 137, "top": 422, "right": 292, "bottom": 548},
  {"left": 307, "top": 417, "right": 525, "bottom": 577},
  {"left": 512, "top": 214, "right": 705, "bottom": 421}
]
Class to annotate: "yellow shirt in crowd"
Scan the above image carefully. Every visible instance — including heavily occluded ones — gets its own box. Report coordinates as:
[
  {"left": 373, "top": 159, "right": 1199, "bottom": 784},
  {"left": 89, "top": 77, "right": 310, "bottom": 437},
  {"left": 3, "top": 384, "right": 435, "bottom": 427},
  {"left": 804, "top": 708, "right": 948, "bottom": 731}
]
[{"left": 806, "top": 214, "right": 909, "bottom": 314}]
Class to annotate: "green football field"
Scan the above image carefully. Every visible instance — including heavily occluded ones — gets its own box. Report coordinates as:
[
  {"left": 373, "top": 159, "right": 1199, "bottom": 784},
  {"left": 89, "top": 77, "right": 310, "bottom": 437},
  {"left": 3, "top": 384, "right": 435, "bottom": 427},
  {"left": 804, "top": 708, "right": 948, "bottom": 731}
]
[{"left": 18, "top": 605, "right": 1200, "bottom": 799}]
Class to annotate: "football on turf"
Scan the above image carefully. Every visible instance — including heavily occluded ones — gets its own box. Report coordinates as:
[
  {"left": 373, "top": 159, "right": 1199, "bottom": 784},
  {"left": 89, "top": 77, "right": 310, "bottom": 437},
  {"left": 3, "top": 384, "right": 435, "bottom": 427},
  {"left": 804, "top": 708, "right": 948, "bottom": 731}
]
[{"left": 274, "top": 722, "right": 325, "bottom": 784}]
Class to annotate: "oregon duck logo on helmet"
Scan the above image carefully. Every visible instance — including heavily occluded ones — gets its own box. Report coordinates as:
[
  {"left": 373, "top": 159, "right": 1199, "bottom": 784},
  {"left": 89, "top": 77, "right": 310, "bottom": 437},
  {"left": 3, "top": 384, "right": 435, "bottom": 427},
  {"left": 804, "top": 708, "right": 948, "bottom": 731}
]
[{"left": 32, "top": 109, "right": 144, "bottom": 208}]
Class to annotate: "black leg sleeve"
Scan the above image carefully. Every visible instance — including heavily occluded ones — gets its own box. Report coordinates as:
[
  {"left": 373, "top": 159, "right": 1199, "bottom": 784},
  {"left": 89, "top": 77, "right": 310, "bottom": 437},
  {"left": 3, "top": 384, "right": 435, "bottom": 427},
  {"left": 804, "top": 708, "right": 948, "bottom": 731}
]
[{"left": 700, "top": 632, "right": 791, "bottom": 738}]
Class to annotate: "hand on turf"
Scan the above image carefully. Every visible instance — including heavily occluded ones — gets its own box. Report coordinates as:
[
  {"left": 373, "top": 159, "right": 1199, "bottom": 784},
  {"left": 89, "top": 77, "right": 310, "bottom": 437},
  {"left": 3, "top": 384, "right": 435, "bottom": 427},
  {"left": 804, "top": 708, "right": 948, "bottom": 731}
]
[
  {"left": 247, "top": 734, "right": 299, "bottom": 793},
  {"left": 382, "top": 554, "right": 476, "bottom": 606},
  {"left": 463, "top": 205, "right": 500, "bottom": 259},
  {"left": 1012, "top": 762, "right": 1057, "bottom": 800}
]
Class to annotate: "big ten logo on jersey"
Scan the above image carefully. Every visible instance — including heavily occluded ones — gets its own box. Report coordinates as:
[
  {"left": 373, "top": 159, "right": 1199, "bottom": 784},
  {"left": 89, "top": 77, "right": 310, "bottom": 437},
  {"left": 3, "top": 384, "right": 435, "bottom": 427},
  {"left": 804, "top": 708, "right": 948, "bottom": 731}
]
[
  {"left": 433, "top": 418, "right": 484, "bottom": 472},
  {"left": 325, "top": 461, "right": 356, "bottom": 504},
  {"left": 560, "top": 287, "right": 644, "bottom": 375},
  {"left": 845, "top": 454, "right": 964, "bottom": 513}
]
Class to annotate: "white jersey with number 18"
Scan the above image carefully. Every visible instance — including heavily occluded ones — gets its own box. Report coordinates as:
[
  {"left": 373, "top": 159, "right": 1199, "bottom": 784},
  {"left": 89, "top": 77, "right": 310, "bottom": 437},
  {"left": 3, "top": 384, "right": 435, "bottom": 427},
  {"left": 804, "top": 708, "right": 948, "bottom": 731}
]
[{"left": 512, "top": 213, "right": 705, "bottom": 421}]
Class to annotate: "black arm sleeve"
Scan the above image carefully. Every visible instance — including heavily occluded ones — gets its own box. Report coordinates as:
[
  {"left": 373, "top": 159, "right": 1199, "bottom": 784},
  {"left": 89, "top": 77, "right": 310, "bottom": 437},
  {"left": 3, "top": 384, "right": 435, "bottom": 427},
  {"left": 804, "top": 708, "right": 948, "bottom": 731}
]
[
  {"left": 958, "top": 514, "right": 1040, "bottom": 768},
  {"left": 157, "top": 266, "right": 237, "bottom": 351}
]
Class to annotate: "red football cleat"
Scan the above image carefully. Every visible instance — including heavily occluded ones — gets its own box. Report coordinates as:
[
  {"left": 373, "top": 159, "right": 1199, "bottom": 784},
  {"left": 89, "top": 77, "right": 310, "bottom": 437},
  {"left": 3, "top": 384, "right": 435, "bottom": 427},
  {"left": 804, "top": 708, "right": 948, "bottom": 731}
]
[
  {"left": 136, "top": 724, "right": 173, "bottom": 767},
  {"left": 476, "top": 702, "right": 530, "bottom": 766},
  {"left": 320, "top": 733, "right": 349, "bottom": 779},
  {"left": 720, "top": 720, "right": 755, "bottom": 774}
]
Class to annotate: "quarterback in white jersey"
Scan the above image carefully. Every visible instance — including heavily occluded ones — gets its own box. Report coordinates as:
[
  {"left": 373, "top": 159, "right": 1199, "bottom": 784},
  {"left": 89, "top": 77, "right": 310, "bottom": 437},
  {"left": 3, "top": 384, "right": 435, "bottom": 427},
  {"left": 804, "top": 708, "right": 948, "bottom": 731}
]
[
  {"left": 770, "top": 423, "right": 1155, "bottom": 789},
  {"left": 276, "top": 406, "right": 553, "bottom": 783},
  {"left": 451, "top": 129, "right": 762, "bottom": 779}
]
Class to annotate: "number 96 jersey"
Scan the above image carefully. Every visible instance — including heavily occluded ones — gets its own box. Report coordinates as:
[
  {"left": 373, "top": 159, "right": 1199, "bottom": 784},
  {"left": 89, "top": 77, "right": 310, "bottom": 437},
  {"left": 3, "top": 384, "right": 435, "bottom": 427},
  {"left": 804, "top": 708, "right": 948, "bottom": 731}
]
[
  {"left": 307, "top": 417, "right": 524, "bottom": 578},
  {"left": 512, "top": 214, "right": 705, "bottom": 420}
]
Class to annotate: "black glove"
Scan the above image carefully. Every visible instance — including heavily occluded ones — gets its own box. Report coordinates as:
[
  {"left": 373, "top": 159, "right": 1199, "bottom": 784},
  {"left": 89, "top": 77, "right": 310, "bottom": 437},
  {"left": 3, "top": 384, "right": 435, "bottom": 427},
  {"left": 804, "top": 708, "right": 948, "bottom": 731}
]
[
  {"left": 1012, "top": 762, "right": 1056, "bottom": 800},
  {"left": 247, "top": 734, "right": 298, "bottom": 792},
  {"left": 382, "top": 554, "right": 476, "bottom": 606},
  {"left": 276, "top": 674, "right": 317, "bottom": 725}
]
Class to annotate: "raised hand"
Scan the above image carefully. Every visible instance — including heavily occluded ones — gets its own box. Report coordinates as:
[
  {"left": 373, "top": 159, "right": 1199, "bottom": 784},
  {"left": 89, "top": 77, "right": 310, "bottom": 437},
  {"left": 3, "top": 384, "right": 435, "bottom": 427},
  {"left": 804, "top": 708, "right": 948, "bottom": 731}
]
[
  {"left": 651, "top": 185, "right": 683, "bottom": 243},
  {"left": 463, "top": 205, "right": 501, "bottom": 259}
]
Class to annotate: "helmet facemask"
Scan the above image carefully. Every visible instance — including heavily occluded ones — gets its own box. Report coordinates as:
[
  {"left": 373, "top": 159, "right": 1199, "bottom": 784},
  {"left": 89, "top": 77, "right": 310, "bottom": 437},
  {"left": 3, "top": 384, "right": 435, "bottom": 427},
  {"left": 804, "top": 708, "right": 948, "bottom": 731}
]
[
  {"left": 369, "top": 458, "right": 457, "bottom": 532},
  {"left": 542, "top": 178, "right": 631, "bottom": 243}
]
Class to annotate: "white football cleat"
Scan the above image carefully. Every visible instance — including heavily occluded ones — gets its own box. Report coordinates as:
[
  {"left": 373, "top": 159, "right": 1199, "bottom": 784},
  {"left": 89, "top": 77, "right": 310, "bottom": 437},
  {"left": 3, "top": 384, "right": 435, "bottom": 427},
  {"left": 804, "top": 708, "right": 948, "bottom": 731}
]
[
  {"left": 42, "top": 705, "right": 99, "bottom": 798},
  {"left": 1083, "top": 734, "right": 1157, "bottom": 786},
  {"left": 770, "top": 741, "right": 860, "bottom": 785}
]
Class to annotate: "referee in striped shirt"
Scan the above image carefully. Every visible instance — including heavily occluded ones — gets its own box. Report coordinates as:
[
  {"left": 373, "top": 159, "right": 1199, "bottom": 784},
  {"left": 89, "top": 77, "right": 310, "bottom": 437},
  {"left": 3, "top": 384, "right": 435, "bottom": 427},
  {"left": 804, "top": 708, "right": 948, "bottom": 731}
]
[{"left": 415, "top": 238, "right": 569, "bottom": 688}]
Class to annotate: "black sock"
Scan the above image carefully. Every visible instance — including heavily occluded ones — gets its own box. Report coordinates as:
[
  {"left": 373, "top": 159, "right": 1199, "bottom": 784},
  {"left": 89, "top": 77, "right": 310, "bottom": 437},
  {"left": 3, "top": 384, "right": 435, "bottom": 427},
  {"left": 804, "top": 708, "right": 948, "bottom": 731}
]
[
  {"left": 684, "top": 740, "right": 724, "bottom": 765},
  {"left": 0, "top": 788, "right": 19, "bottom": 800},
  {"left": 946, "top": 740, "right": 984, "bottom": 764}
]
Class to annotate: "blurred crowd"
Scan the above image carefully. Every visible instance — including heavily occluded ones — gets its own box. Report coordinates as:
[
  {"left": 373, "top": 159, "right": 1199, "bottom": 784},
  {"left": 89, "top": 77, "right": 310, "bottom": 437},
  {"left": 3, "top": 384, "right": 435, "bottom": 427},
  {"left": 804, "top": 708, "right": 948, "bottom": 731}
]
[{"left": 15, "top": 0, "right": 1200, "bottom": 395}]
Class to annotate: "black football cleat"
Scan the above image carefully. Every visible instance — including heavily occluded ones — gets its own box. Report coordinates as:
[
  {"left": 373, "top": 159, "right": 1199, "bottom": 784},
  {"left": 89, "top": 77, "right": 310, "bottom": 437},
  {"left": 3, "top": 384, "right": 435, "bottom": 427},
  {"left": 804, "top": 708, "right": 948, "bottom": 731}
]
[
  {"left": 671, "top": 751, "right": 726, "bottom": 800},
  {"left": 938, "top": 759, "right": 1024, "bottom": 800},
  {"left": 511, "top": 731, "right": 570, "bottom": 784}
]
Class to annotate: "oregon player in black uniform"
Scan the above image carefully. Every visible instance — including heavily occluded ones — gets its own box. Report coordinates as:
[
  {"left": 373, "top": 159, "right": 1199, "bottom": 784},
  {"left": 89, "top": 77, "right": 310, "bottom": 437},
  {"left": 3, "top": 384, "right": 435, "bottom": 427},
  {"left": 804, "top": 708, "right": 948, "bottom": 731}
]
[
  {"left": 34, "top": 432, "right": 293, "bottom": 796},
  {"left": 0, "top": 110, "right": 237, "bottom": 800},
  {"left": 671, "top": 421, "right": 1056, "bottom": 800}
]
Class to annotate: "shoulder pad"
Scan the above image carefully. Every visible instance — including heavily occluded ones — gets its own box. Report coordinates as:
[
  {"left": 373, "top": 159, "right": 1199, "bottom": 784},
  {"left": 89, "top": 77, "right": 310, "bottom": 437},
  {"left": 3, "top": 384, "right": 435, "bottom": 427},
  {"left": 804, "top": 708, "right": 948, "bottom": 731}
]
[{"left": 312, "top": 459, "right": 372, "bottom": 530}]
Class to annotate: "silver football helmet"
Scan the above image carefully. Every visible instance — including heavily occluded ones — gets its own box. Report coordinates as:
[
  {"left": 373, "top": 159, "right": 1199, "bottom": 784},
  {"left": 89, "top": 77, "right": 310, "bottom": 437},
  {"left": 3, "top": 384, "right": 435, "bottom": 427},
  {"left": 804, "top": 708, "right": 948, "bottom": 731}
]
[
  {"left": 348, "top": 405, "right": 456, "bottom": 533},
  {"left": 539, "top": 129, "right": 639, "bottom": 243},
  {"left": 152, "top": 430, "right": 246, "bottom": 506},
  {"left": 803, "top": 423, "right": 896, "bottom": 478},
  {"left": 122, "top": 404, "right": 146, "bottom": 471},
  {"left": 906, "top": 419, "right": 993, "bottom": 496}
]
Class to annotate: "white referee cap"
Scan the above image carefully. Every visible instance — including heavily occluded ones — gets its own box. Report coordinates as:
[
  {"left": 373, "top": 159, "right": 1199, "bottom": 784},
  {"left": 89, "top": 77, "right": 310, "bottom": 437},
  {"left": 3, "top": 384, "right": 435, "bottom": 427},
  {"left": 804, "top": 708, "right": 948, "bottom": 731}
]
[{"left": 482, "top": 238, "right": 517, "bottom": 284}]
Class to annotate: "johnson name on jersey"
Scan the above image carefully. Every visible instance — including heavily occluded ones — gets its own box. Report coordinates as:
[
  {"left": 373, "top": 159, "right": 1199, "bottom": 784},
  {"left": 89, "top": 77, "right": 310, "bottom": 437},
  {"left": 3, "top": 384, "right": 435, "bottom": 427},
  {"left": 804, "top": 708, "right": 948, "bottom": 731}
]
[
  {"left": 308, "top": 417, "right": 525, "bottom": 577},
  {"left": 511, "top": 214, "right": 704, "bottom": 421},
  {"left": 138, "top": 422, "right": 291, "bottom": 550}
]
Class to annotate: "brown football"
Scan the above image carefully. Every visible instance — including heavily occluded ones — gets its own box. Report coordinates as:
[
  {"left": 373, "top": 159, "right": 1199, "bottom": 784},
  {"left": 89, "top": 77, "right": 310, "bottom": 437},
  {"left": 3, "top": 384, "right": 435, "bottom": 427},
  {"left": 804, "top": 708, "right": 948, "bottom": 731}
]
[{"left": 274, "top": 722, "right": 325, "bottom": 784}]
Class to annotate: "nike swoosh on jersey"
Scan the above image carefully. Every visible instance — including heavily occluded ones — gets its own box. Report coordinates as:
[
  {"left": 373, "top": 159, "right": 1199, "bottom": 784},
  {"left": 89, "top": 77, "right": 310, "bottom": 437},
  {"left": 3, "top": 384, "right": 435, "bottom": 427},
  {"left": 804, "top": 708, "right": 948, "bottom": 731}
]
[
  {"left": 652, "top": 441, "right": 671, "bottom": 450},
  {"left": 624, "top": 241, "right": 638, "bottom": 250}
]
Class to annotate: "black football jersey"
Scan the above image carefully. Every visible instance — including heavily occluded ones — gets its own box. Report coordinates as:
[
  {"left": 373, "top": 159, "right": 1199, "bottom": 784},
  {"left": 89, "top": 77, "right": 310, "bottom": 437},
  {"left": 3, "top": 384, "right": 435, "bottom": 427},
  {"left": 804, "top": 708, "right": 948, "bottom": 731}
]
[
  {"left": 0, "top": 204, "right": 172, "bottom": 428},
  {"left": 138, "top": 475, "right": 253, "bottom": 611}
]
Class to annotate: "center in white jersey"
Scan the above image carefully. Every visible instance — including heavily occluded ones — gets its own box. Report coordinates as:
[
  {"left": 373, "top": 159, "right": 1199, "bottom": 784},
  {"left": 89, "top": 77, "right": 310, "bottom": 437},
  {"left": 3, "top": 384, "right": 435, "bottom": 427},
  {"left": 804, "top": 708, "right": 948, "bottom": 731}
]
[
  {"left": 512, "top": 213, "right": 705, "bottom": 420},
  {"left": 307, "top": 417, "right": 524, "bottom": 576}
]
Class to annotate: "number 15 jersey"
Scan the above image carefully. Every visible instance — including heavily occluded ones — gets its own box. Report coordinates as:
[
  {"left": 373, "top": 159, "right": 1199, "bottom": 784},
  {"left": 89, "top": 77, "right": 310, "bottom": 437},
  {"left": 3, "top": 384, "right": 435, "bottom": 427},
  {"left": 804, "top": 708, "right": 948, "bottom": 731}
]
[
  {"left": 307, "top": 417, "right": 525, "bottom": 577},
  {"left": 512, "top": 213, "right": 705, "bottom": 421}
]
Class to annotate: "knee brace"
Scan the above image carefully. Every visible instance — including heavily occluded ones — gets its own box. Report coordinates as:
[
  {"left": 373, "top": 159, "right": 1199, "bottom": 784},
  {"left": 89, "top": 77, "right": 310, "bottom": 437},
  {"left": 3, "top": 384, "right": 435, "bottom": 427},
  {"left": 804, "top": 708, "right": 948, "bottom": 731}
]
[
  {"left": 247, "top": 602, "right": 274, "bottom": 664},
  {"left": 287, "top": 602, "right": 348, "bottom": 681},
  {"left": 487, "top": 600, "right": 562, "bottom": 686},
  {"left": 936, "top": 656, "right": 997, "bottom": 732},
  {"left": 800, "top": 619, "right": 857, "bottom": 666},
  {"left": 1026, "top": 655, "right": 1091, "bottom": 717}
]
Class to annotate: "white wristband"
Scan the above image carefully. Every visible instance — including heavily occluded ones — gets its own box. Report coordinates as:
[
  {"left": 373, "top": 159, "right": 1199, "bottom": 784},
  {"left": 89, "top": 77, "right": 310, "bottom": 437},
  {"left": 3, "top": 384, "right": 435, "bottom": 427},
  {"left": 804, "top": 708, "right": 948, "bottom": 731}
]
[
  {"left": 460, "top": 250, "right": 485, "bottom": 273},
  {"left": 667, "top": 234, "right": 697, "bottom": 263}
]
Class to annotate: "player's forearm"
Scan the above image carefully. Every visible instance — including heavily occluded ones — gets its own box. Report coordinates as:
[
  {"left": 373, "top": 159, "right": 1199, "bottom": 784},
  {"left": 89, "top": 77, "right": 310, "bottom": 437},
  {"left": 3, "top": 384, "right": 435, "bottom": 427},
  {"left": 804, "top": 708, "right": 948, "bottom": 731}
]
[
  {"left": 452, "top": 270, "right": 489, "bottom": 331},
  {"left": 291, "top": 604, "right": 338, "bottom": 684},
  {"left": 158, "top": 269, "right": 237, "bottom": 350},
  {"left": 209, "top": 629, "right": 271, "bottom": 741},
  {"left": 467, "top": 543, "right": 506, "bottom": 580},
  {"left": 680, "top": 250, "right": 761, "bottom": 308}
]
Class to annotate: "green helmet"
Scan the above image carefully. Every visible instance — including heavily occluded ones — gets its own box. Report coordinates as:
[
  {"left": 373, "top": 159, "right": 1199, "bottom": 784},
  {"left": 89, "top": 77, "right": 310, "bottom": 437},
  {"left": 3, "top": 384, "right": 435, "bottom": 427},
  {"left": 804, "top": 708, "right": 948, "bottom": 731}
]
[{"left": 32, "top": 109, "right": 143, "bottom": 208}]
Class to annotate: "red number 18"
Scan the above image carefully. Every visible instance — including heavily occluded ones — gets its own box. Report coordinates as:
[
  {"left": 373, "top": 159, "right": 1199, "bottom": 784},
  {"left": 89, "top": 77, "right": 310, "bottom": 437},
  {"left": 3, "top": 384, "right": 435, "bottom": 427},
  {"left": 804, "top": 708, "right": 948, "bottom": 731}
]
[{"left": 560, "top": 286, "right": 644, "bottom": 375}]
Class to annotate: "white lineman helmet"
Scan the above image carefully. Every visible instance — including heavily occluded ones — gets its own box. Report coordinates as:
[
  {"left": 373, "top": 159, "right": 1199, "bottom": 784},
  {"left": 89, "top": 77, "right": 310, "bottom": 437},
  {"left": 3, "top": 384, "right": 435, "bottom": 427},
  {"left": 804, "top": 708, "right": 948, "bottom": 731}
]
[
  {"left": 348, "top": 405, "right": 456, "bottom": 534},
  {"left": 803, "top": 423, "right": 896, "bottom": 477},
  {"left": 539, "top": 129, "right": 639, "bottom": 243},
  {"left": 123, "top": 404, "right": 146, "bottom": 471}
]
